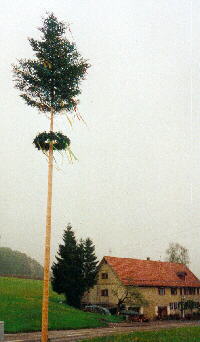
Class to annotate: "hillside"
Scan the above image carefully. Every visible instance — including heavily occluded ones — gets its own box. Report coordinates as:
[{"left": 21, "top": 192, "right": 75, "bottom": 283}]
[
  {"left": 0, "top": 247, "right": 43, "bottom": 279},
  {"left": 0, "top": 277, "right": 121, "bottom": 333}
]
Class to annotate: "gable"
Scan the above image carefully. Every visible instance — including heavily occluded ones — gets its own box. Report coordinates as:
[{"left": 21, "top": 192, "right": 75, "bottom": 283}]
[{"left": 97, "top": 259, "right": 122, "bottom": 286}]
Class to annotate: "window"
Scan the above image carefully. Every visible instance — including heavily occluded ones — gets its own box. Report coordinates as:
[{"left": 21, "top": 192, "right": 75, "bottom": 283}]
[
  {"left": 174, "top": 302, "right": 178, "bottom": 309},
  {"left": 170, "top": 302, "right": 178, "bottom": 310},
  {"left": 101, "top": 273, "right": 108, "bottom": 279},
  {"left": 101, "top": 289, "right": 108, "bottom": 296},
  {"left": 158, "top": 288, "right": 165, "bottom": 295},
  {"left": 171, "top": 288, "right": 177, "bottom": 295},
  {"left": 177, "top": 272, "right": 187, "bottom": 281},
  {"left": 197, "top": 288, "right": 200, "bottom": 295},
  {"left": 188, "top": 288, "right": 196, "bottom": 295},
  {"left": 184, "top": 288, "right": 189, "bottom": 295},
  {"left": 180, "top": 288, "right": 183, "bottom": 295}
]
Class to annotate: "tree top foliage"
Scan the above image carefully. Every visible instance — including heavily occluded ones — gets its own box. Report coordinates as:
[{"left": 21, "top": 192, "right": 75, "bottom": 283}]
[
  {"left": 166, "top": 242, "right": 190, "bottom": 266},
  {"left": 13, "top": 13, "right": 90, "bottom": 113}
]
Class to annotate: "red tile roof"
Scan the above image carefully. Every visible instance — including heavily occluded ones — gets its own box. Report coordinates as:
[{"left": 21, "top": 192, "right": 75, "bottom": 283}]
[{"left": 104, "top": 256, "right": 200, "bottom": 288}]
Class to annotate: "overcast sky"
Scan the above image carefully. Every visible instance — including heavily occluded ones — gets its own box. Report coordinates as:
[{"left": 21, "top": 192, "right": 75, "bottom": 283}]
[{"left": 1, "top": 0, "right": 200, "bottom": 276}]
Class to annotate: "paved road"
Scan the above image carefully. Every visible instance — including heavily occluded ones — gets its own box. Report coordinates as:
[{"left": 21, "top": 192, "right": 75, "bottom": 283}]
[{"left": 5, "top": 321, "right": 200, "bottom": 342}]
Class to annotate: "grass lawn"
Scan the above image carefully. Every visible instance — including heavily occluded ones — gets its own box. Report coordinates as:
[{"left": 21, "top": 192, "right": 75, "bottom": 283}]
[
  {"left": 0, "top": 277, "right": 122, "bottom": 333},
  {"left": 81, "top": 327, "right": 200, "bottom": 342}
]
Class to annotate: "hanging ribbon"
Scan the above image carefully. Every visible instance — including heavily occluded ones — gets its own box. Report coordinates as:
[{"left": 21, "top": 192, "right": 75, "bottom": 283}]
[
  {"left": 66, "top": 114, "right": 73, "bottom": 127},
  {"left": 66, "top": 146, "right": 78, "bottom": 163}
]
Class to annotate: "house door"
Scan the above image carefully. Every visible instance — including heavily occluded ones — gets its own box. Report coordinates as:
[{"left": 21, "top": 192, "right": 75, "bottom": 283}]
[{"left": 158, "top": 306, "right": 167, "bottom": 319}]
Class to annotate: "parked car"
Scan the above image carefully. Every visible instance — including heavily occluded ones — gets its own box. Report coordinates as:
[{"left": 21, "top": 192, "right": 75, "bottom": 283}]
[
  {"left": 83, "top": 305, "right": 111, "bottom": 315},
  {"left": 120, "top": 310, "right": 148, "bottom": 322}
]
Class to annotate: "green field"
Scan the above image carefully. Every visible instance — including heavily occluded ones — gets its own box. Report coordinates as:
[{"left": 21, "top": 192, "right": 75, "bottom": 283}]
[
  {"left": 81, "top": 327, "right": 200, "bottom": 342},
  {"left": 0, "top": 277, "right": 122, "bottom": 333}
]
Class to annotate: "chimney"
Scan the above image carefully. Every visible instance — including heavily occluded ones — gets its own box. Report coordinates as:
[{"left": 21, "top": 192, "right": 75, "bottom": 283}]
[{"left": 147, "top": 257, "right": 150, "bottom": 260}]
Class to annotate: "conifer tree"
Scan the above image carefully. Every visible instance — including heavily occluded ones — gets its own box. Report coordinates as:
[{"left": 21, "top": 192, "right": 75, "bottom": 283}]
[
  {"left": 51, "top": 224, "right": 85, "bottom": 308},
  {"left": 13, "top": 13, "right": 89, "bottom": 342},
  {"left": 52, "top": 227, "right": 98, "bottom": 307},
  {"left": 82, "top": 238, "right": 98, "bottom": 291}
]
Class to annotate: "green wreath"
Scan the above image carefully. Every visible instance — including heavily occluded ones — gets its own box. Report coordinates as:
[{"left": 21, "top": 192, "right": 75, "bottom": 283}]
[{"left": 33, "top": 131, "right": 71, "bottom": 151}]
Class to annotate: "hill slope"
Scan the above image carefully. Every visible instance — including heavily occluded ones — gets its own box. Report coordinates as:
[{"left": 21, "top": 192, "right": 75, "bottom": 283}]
[
  {"left": 0, "top": 247, "right": 43, "bottom": 278},
  {"left": 0, "top": 277, "right": 121, "bottom": 333}
]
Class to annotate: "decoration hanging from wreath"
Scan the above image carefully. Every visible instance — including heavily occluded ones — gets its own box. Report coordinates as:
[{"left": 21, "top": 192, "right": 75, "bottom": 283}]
[{"left": 33, "top": 131, "right": 71, "bottom": 151}]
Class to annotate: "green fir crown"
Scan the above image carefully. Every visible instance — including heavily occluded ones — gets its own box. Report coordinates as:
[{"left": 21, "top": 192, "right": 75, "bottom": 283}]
[{"left": 13, "top": 13, "right": 90, "bottom": 113}]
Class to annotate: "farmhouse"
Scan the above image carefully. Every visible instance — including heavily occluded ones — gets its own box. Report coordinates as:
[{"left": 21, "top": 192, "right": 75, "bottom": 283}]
[{"left": 83, "top": 256, "right": 200, "bottom": 320}]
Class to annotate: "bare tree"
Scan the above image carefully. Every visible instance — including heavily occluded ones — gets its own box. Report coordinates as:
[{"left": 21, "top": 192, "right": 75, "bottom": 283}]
[
  {"left": 112, "top": 284, "right": 148, "bottom": 314},
  {"left": 166, "top": 242, "right": 189, "bottom": 265}
]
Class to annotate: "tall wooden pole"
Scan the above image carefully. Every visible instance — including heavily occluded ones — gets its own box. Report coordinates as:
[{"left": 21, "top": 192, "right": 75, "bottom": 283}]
[{"left": 41, "top": 109, "right": 54, "bottom": 342}]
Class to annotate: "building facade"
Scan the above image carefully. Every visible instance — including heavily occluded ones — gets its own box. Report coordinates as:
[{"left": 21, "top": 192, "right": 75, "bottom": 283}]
[{"left": 82, "top": 256, "right": 200, "bottom": 320}]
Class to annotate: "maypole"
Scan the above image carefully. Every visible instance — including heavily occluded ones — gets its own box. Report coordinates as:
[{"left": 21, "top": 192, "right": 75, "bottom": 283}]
[
  {"left": 41, "top": 109, "right": 54, "bottom": 342},
  {"left": 13, "top": 14, "right": 90, "bottom": 342}
]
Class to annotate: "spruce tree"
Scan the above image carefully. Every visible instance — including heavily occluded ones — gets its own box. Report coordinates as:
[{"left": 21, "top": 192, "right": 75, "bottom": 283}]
[
  {"left": 13, "top": 13, "right": 89, "bottom": 342},
  {"left": 82, "top": 238, "right": 98, "bottom": 291},
  {"left": 51, "top": 224, "right": 85, "bottom": 308},
  {"left": 52, "top": 228, "right": 98, "bottom": 307}
]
